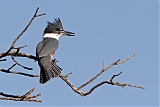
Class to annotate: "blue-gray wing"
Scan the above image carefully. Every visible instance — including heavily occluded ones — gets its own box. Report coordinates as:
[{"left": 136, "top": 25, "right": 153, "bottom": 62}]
[
  {"left": 36, "top": 38, "right": 59, "bottom": 58},
  {"left": 36, "top": 41, "right": 43, "bottom": 57}
]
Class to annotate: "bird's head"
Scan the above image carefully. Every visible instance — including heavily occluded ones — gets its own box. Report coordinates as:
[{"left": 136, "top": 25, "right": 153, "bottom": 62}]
[{"left": 43, "top": 18, "right": 75, "bottom": 39}]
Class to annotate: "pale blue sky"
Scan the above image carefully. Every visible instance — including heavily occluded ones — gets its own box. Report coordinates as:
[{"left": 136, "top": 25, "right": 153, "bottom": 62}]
[{"left": 0, "top": 0, "right": 159, "bottom": 106}]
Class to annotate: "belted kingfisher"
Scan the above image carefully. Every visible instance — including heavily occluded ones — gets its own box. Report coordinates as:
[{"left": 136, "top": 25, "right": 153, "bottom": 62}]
[{"left": 36, "top": 18, "right": 75, "bottom": 84}]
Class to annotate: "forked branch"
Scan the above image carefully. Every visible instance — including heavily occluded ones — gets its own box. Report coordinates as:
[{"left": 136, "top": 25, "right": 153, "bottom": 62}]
[
  {"left": 58, "top": 54, "right": 144, "bottom": 96},
  {"left": 0, "top": 7, "right": 46, "bottom": 59},
  {"left": 0, "top": 7, "right": 144, "bottom": 102},
  {"left": 0, "top": 7, "right": 45, "bottom": 102},
  {"left": 0, "top": 88, "right": 41, "bottom": 102}
]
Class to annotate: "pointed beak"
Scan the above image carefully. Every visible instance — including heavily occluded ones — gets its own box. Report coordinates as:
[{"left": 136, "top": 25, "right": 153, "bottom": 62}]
[{"left": 62, "top": 31, "right": 75, "bottom": 36}]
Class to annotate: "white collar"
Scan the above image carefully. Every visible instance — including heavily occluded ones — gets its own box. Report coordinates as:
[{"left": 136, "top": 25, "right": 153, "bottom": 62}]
[{"left": 43, "top": 33, "right": 61, "bottom": 40}]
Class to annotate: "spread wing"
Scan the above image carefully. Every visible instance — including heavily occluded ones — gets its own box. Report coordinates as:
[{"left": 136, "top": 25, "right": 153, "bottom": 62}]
[{"left": 36, "top": 38, "right": 59, "bottom": 58}]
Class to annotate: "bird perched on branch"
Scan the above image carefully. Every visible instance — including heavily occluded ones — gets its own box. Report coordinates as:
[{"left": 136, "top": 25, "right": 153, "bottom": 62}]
[{"left": 36, "top": 18, "right": 75, "bottom": 84}]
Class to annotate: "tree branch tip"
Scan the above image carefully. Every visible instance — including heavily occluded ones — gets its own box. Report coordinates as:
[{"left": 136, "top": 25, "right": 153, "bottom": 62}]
[
  {"left": 38, "top": 100, "right": 42, "bottom": 102},
  {"left": 110, "top": 72, "right": 123, "bottom": 83},
  {"left": 119, "top": 71, "right": 122, "bottom": 74},
  {"left": 132, "top": 53, "right": 136, "bottom": 56},
  {"left": 114, "top": 59, "right": 120, "bottom": 65},
  {"left": 13, "top": 45, "right": 27, "bottom": 49},
  {"left": 0, "top": 59, "right": 7, "bottom": 62},
  {"left": 35, "top": 13, "right": 46, "bottom": 17},
  {"left": 64, "top": 72, "right": 72, "bottom": 78},
  {"left": 36, "top": 7, "right": 39, "bottom": 12},
  {"left": 102, "top": 60, "right": 105, "bottom": 69},
  {"left": 26, "top": 68, "right": 33, "bottom": 70},
  {"left": 26, "top": 88, "right": 35, "bottom": 94},
  {"left": 31, "top": 88, "right": 35, "bottom": 91},
  {"left": 141, "top": 87, "right": 145, "bottom": 89},
  {"left": 37, "top": 93, "right": 41, "bottom": 96}
]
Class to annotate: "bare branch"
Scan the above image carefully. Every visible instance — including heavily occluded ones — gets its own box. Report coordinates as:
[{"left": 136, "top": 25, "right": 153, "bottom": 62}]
[
  {"left": 0, "top": 5, "right": 143, "bottom": 101},
  {"left": 58, "top": 74, "right": 82, "bottom": 95},
  {"left": 13, "top": 45, "right": 27, "bottom": 50},
  {"left": 11, "top": 56, "right": 33, "bottom": 70},
  {"left": 111, "top": 81, "right": 145, "bottom": 89},
  {"left": 0, "top": 92, "right": 21, "bottom": 98},
  {"left": 0, "top": 51, "right": 37, "bottom": 61},
  {"left": 58, "top": 71, "right": 144, "bottom": 96},
  {"left": 0, "top": 88, "right": 41, "bottom": 102},
  {"left": 27, "top": 93, "right": 41, "bottom": 99},
  {"left": 35, "top": 13, "right": 46, "bottom": 17},
  {"left": 0, "top": 7, "right": 46, "bottom": 59},
  {"left": 102, "top": 60, "right": 105, "bottom": 70},
  {"left": 110, "top": 71, "right": 122, "bottom": 83},
  {"left": 0, "top": 7, "right": 44, "bottom": 102},
  {"left": 0, "top": 68, "right": 39, "bottom": 77},
  {"left": 0, "top": 59, "right": 7, "bottom": 62},
  {"left": 0, "top": 40, "right": 26, "bottom": 49},
  {"left": 10, "top": 7, "right": 44, "bottom": 48},
  {"left": 57, "top": 54, "right": 144, "bottom": 96},
  {"left": 77, "top": 59, "right": 120, "bottom": 90},
  {"left": 77, "top": 54, "right": 135, "bottom": 90},
  {"left": 116, "top": 54, "right": 135, "bottom": 64},
  {"left": 81, "top": 79, "right": 144, "bottom": 96},
  {"left": 64, "top": 72, "right": 72, "bottom": 78},
  {"left": 7, "top": 64, "right": 16, "bottom": 71}
]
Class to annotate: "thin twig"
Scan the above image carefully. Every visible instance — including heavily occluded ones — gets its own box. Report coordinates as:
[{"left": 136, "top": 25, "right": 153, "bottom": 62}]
[
  {"left": 81, "top": 80, "right": 144, "bottom": 96},
  {"left": 0, "top": 59, "right": 7, "bottom": 62},
  {"left": 0, "top": 40, "right": 26, "bottom": 49},
  {"left": 20, "top": 88, "right": 35, "bottom": 100},
  {"left": 59, "top": 72, "right": 144, "bottom": 96},
  {"left": 27, "top": 93, "right": 41, "bottom": 99},
  {"left": 57, "top": 54, "right": 144, "bottom": 96},
  {"left": 0, "top": 88, "right": 41, "bottom": 102},
  {"left": 77, "top": 59, "right": 120, "bottom": 90},
  {"left": 0, "top": 68, "right": 39, "bottom": 77},
  {"left": 0, "top": 7, "right": 46, "bottom": 59},
  {"left": 13, "top": 45, "right": 27, "bottom": 49},
  {"left": 116, "top": 54, "right": 135, "bottom": 64},
  {"left": 7, "top": 64, "right": 16, "bottom": 71},
  {"left": 64, "top": 72, "right": 72, "bottom": 78},
  {"left": 11, "top": 56, "right": 33, "bottom": 70},
  {"left": 0, "top": 5, "right": 143, "bottom": 100},
  {"left": 35, "top": 13, "right": 46, "bottom": 17},
  {"left": 0, "top": 51, "right": 37, "bottom": 60},
  {"left": 0, "top": 7, "right": 44, "bottom": 102},
  {"left": 102, "top": 60, "right": 105, "bottom": 70},
  {"left": 110, "top": 71, "right": 122, "bottom": 83},
  {"left": 0, "top": 92, "right": 21, "bottom": 98},
  {"left": 77, "top": 54, "right": 135, "bottom": 90}
]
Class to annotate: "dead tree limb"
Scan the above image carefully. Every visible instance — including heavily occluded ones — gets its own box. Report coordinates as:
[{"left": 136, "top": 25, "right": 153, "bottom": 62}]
[
  {"left": 11, "top": 56, "right": 33, "bottom": 70},
  {"left": 0, "top": 7, "right": 144, "bottom": 102},
  {"left": 57, "top": 54, "right": 144, "bottom": 96},
  {"left": 0, "top": 68, "right": 39, "bottom": 77},
  {"left": 78, "top": 54, "right": 135, "bottom": 90},
  {"left": 0, "top": 59, "right": 7, "bottom": 62},
  {"left": 0, "top": 88, "right": 41, "bottom": 102},
  {"left": 110, "top": 71, "right": 122, "bottom": 83},
  {"left": 0, "top": 7, "right": 45, "bottom": 102},
  {"left": 0, "top": 51, "right": 37, "bottom": 60},
  {"left": 0, "top": 7, "right": 46, "bottom": 59}
]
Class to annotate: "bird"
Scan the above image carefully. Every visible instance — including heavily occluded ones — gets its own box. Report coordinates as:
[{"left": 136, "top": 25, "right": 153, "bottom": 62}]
[{"left": 36, "top": 18, "right": 75, "bottom": 84}]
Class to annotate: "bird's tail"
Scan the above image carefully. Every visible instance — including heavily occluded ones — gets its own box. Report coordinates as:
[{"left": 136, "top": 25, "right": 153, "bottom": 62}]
[
  {"left": 39, "top": 57, "right": 62, "bottom": 84},
  {"left": 50, "top": 60, "right": 62, "bottom": 76}
]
